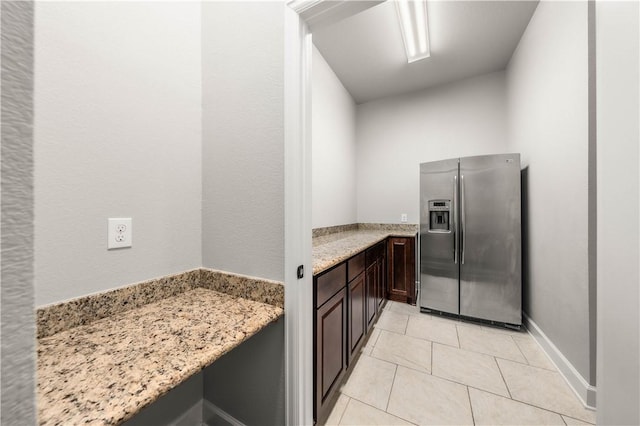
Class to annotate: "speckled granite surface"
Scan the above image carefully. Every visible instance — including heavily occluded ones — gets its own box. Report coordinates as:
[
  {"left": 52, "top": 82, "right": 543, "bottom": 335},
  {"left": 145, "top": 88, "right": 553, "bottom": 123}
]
[
  {"left": 37, "top": 288, "right": 283, "bottom": 426},
  {"left": 312, "top": 226, "right": 418, "bottom": 275},
  {"left": 200, "top": 268, "right": 284, "bottom": 309},
  {"left": 37, "top": 269, "right": 285, "bottom": 338},
  {"left": 311, "top": 223, "right": 358, "bottom": 238},
  {"left": 37, "top": 270, "right": 200, "bottom": 338},
  {"left": 357, "top": 223, "right": 418, "bottom": 233}
]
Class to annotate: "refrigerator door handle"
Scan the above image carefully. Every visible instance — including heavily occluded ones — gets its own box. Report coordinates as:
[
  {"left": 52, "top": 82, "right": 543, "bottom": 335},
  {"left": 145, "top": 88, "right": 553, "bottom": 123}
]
[
  {"left": 461, "top": 174, "right": 466, "bottom": 265},
  {"left": 453, "top": 175, "right": 458, "bottom": 264}
]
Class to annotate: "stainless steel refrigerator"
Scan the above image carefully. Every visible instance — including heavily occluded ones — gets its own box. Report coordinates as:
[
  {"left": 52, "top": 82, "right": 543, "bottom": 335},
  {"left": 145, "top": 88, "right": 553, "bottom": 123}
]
[{"left": 419, "top": 154, "right": 522, "bottom": 327}]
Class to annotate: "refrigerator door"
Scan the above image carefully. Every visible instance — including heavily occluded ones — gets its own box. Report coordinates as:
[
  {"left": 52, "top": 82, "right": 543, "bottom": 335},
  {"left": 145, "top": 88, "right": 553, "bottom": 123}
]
[
  {"left": 459, "top": 154, "right": 521, "bottom": 325},
  {"left": 419, "top": 159, "right": 460, "bottom": 315}
]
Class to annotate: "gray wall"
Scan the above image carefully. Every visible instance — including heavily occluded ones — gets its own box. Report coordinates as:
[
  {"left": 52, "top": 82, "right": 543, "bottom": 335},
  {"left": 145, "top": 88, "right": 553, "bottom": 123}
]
[
  {"left": 312, "top": 45, "right": 357, "bottom": 229},
  {"left": 506, "top": 1, "right": 593, "bottom": 385},
  {"left": 595, "top": 1, "right": 640, "bottom": 423},
  {"left": 204, "top": 317, "right": 285, "bottom": 426},
  {"left": 1, "top": 1, "right": 36, "bottom": 423},
  {"left": 33, "top": 2, "right": 203, "bottom": 306},
  {"left": 355, "top": 71, "right": 509, "bottom": 224},
  {"left": 201, "top": 1, "right": 285, "bottom": 282}
]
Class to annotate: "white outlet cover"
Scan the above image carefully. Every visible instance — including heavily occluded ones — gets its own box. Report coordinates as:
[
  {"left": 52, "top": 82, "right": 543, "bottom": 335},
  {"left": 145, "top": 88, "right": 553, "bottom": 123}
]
[
  {"left": 108, "top": 218, "right": 132, "bottom": 249},
  {"left": 401, "top": 213, "right": 408, "bottom": 223}
]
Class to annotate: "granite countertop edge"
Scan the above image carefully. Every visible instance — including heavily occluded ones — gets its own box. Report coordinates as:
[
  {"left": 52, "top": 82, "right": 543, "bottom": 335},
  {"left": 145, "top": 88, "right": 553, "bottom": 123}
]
[
  {"left": 37, "top": 288, "right": 284, "bottom": 426},
  {"left": 312, "top": 229, "right": 418, "bottom": 276}
]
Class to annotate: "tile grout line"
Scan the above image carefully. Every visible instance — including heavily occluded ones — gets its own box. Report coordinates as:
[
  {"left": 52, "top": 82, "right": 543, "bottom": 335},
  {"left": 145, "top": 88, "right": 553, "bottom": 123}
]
[
  {"left": 336, "top": 395, "right": 350, "bottom": 426},
  {"left": 494, "top": 357, "right": 513, "bottom": 399},
  {"left": 466, "top": 386, "right": 476, "bottom": 425},
  {"left": 400, "top": 360, "right": 513, "bottom": 402},
  {"left": 455, "top": 324, "right": 461, "bottom": 348},
  {"left": 512, "top": 334, "right": 531, "bottom": 366},
  {"left": 385, "top": 363, "right": 399, "bottom": 413},
  {"left": 509, "top": 394, "right": 595, "bottom": 424},
  {"left": 347, "top": 390, "right": 418, "bottom": 426},
  {"left": 470, "top": 382, "right": 594, "bottom": 425}
]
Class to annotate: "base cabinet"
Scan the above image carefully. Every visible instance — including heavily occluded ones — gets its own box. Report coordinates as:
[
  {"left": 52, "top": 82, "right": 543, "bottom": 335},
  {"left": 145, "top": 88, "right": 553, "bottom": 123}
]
[
  {"left": 387, "top": 237, "right": 416, "bottom": 304},
  {"left": 315, "top": 287, "right": 347, "bottom": 418},
  {"left": 314, "top": 235, "right": 415, "bottom": 423}
]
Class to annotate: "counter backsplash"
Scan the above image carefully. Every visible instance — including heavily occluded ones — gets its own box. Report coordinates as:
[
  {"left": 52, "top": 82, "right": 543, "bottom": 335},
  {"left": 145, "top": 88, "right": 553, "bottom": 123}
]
[
  {"left": 37, "top": 268, "right": 284, "bottom": 339},
  {"left": 312, "top": 222, "right": 418, "bottom": 238}
]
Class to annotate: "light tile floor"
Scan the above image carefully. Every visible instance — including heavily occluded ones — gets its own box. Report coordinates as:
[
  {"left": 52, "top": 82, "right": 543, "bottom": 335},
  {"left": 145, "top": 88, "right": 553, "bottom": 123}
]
[{"left": 324, "top": 301, "right": 596, "bottom": 426}]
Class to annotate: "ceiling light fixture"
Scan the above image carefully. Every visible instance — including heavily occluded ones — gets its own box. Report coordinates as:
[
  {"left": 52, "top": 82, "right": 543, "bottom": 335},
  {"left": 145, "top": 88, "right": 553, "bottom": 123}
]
[{"left": 395, "top": 0, "right": 430, "bottom": 63}]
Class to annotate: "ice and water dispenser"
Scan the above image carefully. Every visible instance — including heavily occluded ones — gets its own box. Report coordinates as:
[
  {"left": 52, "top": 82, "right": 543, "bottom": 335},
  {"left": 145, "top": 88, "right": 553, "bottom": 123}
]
[{"left": 428, "top": 200, "right": 451, "bottom": 232}]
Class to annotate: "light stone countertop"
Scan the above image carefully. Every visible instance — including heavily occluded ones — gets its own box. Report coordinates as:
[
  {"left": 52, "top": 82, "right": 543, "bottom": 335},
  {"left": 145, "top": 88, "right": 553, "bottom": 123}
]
[
  {"left": 37, "top": 288, "right": 283, "bottom": 426},
  {"left": 312, "top": 229, "right": 417, "bottom": 275}
]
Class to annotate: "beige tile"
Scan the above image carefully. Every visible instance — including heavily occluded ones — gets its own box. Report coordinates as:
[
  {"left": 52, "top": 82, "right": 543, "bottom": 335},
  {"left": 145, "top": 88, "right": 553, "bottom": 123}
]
[
  {"left": 362, "top": 327, "right": 381, "bottom": 354},
  {"left": 423, "top": 312, "right": 461, "bottom": 325},
  {"left": 481, "top": 324, "right": 527, "bottom": 337},
  {"left": 324, "top": 394, "right": 350, "bottom": 426},
  {"left": 387, "top": 366, "right": 473, "bottom": 425},
  {"left": 497, "top": 359, "right": 596, "bottom": 424},
  {"left": 405, "top": 315, "right": 459, "bottom": 347},
  {"left": 432, "top": 343, "right": 509, "bottom": 397},
  {"left": 387, "top": 301, "right": 422, "bottom": 317},
  {"left": 456, "top": 318, "right": 486, "bottom": 330},
  {"left": 339, "top": 399, "right": 414, "bottom": 426},
  {"left": 513, "top": 334, "right": 556, "bottom": 370},
  {"left": 340, "top": 354, "right": 396, "bottom": 411},
  {"left": 562, "top": 414, "right": 595, "bottom": 425},
  {"left": 457, "top": 325, "right": 527, "bottom": 363},
  {"left": 371, "top": 330, "right": 432, "bottom": 373},
  {"left": 374, "top": 311, "right": 409, "bottom": 334},
  {"left": 468, "top": 387, "right": 565, "bottom": 425}
]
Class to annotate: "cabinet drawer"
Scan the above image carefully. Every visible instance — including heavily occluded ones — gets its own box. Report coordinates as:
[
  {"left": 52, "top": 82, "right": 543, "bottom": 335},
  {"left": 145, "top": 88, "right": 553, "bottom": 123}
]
[
  {"left": 366, "top": 241, "right": 385, "bottom": 266},
  {"left": 315, "top": 263, "right": 347, "bottom": 308},
  {"left": 347, "top": 253, "right": 365, "bottom": 282}
]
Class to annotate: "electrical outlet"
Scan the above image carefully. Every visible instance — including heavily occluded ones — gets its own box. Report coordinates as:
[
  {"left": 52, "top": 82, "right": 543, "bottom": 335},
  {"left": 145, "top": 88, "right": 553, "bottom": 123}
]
[
  {"left": 108, "top": 218, "right": 132, "bottom": 249},
  {"left": 401, "top": 213, "right": 408, "bottom": 223}
]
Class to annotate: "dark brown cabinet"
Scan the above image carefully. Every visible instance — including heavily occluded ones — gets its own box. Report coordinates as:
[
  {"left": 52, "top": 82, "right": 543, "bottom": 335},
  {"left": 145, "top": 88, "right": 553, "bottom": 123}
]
[
  {"left": 314, "top": 264, "right": 347, "bottom": 421},
  {"left": 315, "top": 288, "right": 347, "bottom": 415},
  {"left": 347, "top": 253, "right": 366, "bottom": 364},
  {"left": 348, "top": 272, "right": 365, "bottom": 361},
  {"left": 365, "top": 262, "right": 377, "bottom": 329},
  {"left": 314, "top": 235, "right": 415, "bottom": 422},
  {"left": 387, "top": 236, "right": 416, "bottom": 304},
  {"left": 377, "top": 246, "right": 386, "bottom": 310},
  {"left": 365, "top": 241, "right": 386, "bottom": 330}
]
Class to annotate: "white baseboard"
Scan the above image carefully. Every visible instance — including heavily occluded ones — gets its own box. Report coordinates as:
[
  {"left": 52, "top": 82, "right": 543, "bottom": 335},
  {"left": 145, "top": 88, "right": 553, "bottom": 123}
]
[
  {"left": 202, "top": 400, "right": 246, "bottom": 426},
  {"left": 523, "top": 313, "right": 597, "bottom": 410}
]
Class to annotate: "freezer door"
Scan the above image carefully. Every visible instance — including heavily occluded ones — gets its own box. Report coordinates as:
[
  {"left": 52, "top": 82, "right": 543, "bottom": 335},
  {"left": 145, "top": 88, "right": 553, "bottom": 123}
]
[
  {"left": 459, "top": 154, "right": 521, "bottom": 325},
  {"left": 419, "top": 159, "right": 460, "bottom": 315}
]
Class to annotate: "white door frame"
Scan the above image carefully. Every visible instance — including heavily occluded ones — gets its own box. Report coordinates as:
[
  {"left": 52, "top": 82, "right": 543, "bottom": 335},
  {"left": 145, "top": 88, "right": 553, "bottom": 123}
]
[{"left": 283, "top": 2, "right": 383, "bottom": 425}]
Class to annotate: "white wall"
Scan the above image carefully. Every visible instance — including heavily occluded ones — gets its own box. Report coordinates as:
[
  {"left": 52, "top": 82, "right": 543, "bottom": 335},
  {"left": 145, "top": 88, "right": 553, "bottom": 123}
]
[
  {"left": 33, "top": 2, "right": 203, "bottom": 306},
  {"left": 355, "top": 71, "right": 508, "bottom": 224},
  {"left": 201, "top": 2, "right": 284, "bottom": 282},
  {"left": 596, "top": 1, "right": 639, "bottom": 423},
  {"left": 506, "top": 0, "right": 593, "bottom": 390},
  {"left": 312, "top": 45, "right": 357, "bottom": 229}
]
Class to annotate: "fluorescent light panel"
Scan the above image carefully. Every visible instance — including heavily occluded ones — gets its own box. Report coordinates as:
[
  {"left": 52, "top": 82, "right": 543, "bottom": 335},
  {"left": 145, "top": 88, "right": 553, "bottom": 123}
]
[{"left": 395, "top": 0, "right": 430, "bottom": 63}]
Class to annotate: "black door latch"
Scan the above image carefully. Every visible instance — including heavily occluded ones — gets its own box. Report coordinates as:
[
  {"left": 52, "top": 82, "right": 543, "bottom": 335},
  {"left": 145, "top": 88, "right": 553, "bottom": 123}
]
[{"left": 297, "top": 265, "right": 304, "bottom": 279}]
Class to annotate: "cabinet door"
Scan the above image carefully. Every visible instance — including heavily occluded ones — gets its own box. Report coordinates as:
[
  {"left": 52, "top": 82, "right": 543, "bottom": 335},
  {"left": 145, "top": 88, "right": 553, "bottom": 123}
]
[
  {"left": 316, "top": 288, "right": 347, "bottom": 412},
  {"left": 387, "top": 237, "right": 416, "bottom": 304},
  {"left": 348, "top": 273, "right": 366, "bottom": 363},
  {"left": 365, "top": 262, "right": 377, "bottom": 330}
]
